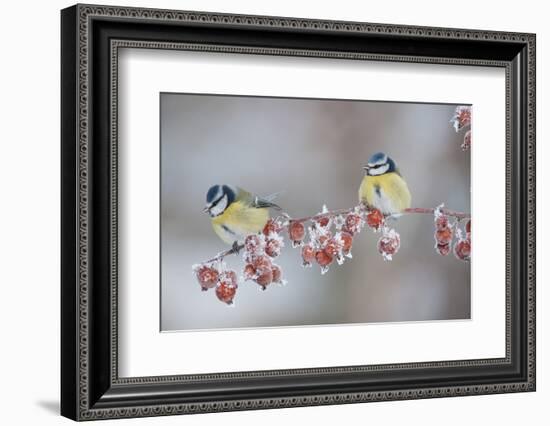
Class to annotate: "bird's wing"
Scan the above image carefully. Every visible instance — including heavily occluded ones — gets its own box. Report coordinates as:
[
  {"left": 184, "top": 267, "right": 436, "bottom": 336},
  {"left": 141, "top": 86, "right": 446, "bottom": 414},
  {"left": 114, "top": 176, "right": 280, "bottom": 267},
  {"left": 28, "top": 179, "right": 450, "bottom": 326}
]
[{"left": 253, "top": 191, "right": 283, "bottom": 210}]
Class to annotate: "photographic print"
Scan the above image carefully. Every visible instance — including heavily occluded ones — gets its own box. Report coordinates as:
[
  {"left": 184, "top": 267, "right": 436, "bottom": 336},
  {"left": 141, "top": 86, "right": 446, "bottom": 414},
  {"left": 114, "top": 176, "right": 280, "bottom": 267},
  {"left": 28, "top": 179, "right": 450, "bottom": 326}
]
[
  {"left": 61, "top": 6, "right": 535, "bottom": 418},
  {"left": 160, "top": 93, "right": 472, "bottom": 332}
]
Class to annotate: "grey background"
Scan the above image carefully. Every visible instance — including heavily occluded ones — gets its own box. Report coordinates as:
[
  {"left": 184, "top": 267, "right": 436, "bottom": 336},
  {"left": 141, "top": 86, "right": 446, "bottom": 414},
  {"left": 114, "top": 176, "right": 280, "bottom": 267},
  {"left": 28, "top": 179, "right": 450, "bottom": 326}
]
[{"left": 160, "top": 93, "right": 470, "bottom": 331}]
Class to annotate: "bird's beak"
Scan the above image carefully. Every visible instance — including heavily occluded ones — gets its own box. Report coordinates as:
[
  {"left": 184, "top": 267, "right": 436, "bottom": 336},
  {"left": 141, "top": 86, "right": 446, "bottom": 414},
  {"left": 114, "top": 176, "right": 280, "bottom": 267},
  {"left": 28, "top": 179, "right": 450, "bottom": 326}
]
[
  {"left": 202, "top": 206, "right": 210, "bottom": 213},
  {"left": 363, "top": 165, "right": 370, "bottom": 173}
]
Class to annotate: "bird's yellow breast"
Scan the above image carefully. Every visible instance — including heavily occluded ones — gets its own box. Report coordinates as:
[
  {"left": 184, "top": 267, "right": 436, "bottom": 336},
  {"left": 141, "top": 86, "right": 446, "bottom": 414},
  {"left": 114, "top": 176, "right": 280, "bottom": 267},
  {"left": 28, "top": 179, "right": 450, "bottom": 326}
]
[
  {"left": 359, "top": 172, "right": 411, "bottom": 215},
  {"left": 211, "top": 201, "right": 270, "bottom": 244}
]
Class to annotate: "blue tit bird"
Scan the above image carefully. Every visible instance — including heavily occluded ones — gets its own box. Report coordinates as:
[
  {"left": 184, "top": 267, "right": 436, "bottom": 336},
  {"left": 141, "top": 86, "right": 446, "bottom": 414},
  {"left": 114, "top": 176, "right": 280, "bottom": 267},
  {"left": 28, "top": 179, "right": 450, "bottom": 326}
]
[
  {"left": 358, "top": 152, "right": 412, "bottom": 215},
  {"left": 203, "top": 184, "right": 282, "bottom": 245}
]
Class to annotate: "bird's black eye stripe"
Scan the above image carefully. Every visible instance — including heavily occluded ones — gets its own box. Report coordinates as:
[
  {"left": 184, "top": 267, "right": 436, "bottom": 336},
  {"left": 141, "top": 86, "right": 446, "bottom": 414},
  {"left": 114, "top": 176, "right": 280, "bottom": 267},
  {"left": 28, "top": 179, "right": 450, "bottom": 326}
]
[{"left": 210, "top": 196, "right": 223, "bottom": 209}]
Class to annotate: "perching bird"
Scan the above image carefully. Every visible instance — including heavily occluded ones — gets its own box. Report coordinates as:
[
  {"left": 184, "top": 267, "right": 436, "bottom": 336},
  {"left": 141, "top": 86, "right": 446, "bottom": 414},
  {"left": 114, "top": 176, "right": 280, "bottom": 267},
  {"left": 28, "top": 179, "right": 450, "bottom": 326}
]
[
  {"left": 358, "top": 152, "right": 412, "bottom": 215},
  {"left": 203, "top": 184, "right": 282, "bottom": 245}
]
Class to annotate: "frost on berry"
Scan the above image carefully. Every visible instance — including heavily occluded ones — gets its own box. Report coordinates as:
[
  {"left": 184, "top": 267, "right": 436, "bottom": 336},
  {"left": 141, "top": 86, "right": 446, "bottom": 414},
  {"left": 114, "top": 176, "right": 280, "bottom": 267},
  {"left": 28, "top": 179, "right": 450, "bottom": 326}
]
[
  {"left": 462, "top": 130, "right": 471, "bottom": 151},
  {"left": 216, "top": 270, "right": 238, "bottom": 305},
  {"left": 339, "top": 231, "right": 353, "bottom": 255},
  {"left": 454, "top": 230, "right": 471, "bottom": 262},
  {"left": 216, "top": 282, "right": 237, "bottom": 305},
  {"left": 264, "top": 233, "right": 284, "bottom": 258},
  {"left": 333, "top": 214, "right": 345, "bottom": 230},
  {"left": 252, "top": 255, "right": 273, "bottom": 289},
  {"left": 219, "top": 269, "right": 237, "bottom": 286},
  {"left": 315, "top": 249, "right": 333, "bottom": 274},
  {"left": 252, "top": 255, "right": 272, "bottom": 271},
  {"left": 255, "top": 267, "right": 273, "bottom": 289},
  {"left": 434, "top": 203, "right": 445, "bottom": 218},
  {"left": 366, "top": 208, "right": 384, "bottom": 231},
  {"left": 433, "top": 206, "right": 455, "bottom": 254},
  {"left": 435, "top": 215, "right": 449, "bottom": 230},
  {"left": 244, "top": 234, "right": 264, "bottom": 258},
  {"left": 323, "top": 237, "right": 342, "bottom": 257},
  {"left": 243, "top": 263, "right": 257, "bottom": 281},
  {"left": 288, "top": 221, "right": 305, "bottom": 247},
  {"left": 271, "top": 264, "right": 283, "bottom": 284},
  {"left": 377, "top": 228, "right": 400, "bottom": 261},
  {"left": 332, "top": 232, "right": 351, "bottom": 265},
  {"left": 436, "top": 243, "right": 451, "bottom": 256},
  {"left": 301, "top": 243, "right": 316, "bottom": 267},
  {"left": 454, "top": 239, "right": 471, "bottom": 262},
  {"left": 263, "top": 218, "right": 282, "bottom": 236},
  {"left": 315, "top": 216, "right": 331, "bottom": 228},
  {"left": 314, "top": 205, "right": 332, "bottom": 228},
  {"left": 451, "top": 105, "right": 472, "bottom": 132},
  {"left": 344, "top": 212, "right": 363, "bottom": 234},
  {"left": 435, "top": 227, "right": 453, "bottom": 245},
  {"left": 193, "top": 264, "right": 219, "bottom": 291}
]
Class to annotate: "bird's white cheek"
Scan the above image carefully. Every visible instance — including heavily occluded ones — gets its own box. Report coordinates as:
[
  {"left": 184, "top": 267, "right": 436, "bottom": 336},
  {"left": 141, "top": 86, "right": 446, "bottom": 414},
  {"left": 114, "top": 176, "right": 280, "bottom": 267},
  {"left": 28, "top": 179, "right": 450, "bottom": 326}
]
[
  {"left": 369, "top": 164, "right": 390, "bottom": 176},
  {"left": 210, "top": 196, "right": 228, "bottom": 217}
]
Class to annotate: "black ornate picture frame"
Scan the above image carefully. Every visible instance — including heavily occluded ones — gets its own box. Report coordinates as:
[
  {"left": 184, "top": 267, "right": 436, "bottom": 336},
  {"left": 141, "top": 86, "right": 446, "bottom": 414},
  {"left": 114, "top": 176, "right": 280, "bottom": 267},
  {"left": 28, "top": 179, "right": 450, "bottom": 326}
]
[{"left": 61, "top": 4, "right": 536, "bottom": 421}]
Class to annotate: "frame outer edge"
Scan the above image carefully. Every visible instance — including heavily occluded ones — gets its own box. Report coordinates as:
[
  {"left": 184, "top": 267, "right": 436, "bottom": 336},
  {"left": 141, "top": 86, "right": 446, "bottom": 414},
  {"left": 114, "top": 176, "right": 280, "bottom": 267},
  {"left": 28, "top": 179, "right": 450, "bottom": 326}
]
[
  {"left": 61, "top": 4, "right": 80, "bottom": 422},
  {"left": 66, "top": 4, "right": 536, "bottom": 421},
  {"left": 527, "top": 33, "right": 535, "bottom": 390}
]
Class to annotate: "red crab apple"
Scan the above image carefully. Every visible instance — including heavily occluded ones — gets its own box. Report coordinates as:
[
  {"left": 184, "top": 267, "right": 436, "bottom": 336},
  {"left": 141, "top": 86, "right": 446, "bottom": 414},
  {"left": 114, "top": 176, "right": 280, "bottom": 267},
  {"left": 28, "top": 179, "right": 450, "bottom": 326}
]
[
  {"left": 366, "top": 209, "right": 384, "bottom": 231},
  {"left": 195, "top": 265, "right": 219, "bottom": 291},
  {"left": 288, "top": 221, "right": 305, "bottom": 245}
]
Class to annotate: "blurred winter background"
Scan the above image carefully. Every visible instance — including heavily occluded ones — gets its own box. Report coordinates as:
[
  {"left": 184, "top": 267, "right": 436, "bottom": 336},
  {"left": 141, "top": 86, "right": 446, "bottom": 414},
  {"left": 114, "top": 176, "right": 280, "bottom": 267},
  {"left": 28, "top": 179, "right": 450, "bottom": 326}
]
[{"left": 160, "top": 93, "right": 470, "bottom": 331}]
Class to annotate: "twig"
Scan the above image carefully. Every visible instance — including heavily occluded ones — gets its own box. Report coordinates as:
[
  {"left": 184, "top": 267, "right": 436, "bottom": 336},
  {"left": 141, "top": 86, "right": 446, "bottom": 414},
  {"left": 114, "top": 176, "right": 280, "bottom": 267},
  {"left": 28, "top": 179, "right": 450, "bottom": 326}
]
[
  {"left": 403, "top": 207, "right": 470, "bottom": 220},
  {"left": 202, "top": 204, "right": 469, "bottom": 264},
  {"left": 205, "top": 244, "right": 244, "bottom": 264},
  {"left": 291, "top": 207, "right": 360, "bottom": 224}
]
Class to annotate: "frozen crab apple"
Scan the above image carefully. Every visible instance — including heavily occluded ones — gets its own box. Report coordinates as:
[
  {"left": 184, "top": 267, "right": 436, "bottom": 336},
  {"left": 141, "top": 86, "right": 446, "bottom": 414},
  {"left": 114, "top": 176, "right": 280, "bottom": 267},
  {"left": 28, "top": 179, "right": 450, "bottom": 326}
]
[
  {"left": 252, "top": 255, "right": 274, "bottom": 289},
  {"left": 255, "top": 267, "right": 273, "bottom": 289},
  {"left": 216, "top": 282, "right": 237, "bottom": 305},
  {"left": 244, "top": 234, "right": 263, "bottom": 257},
  {"left": 271, "top": 264, "right": 282, "bottom": 284},
  {"left": 323, "top": 237, "right": 342, "bottom": 257},
  {"left": 215, "top": 270, "right": 238, "bottom": 304},
  {"left": 288, "top": 221, "right": 305, "bottom": 246},
  {"left": 378, "top": 229, "right": 401, "bottom": 261},
  {"left": 264, "top": 236, "right": 283, "bottom": 258},
  {"left": 301, "top": 243, "right": 316, "bottom": 267},
  {"left": 195, "top": 265, "right": 219, "bottom": 291},
  {"left": 344, "top": 212, "right": 363, "bottom": 234},
  {"left": 366, "top": 209, "right": 384, "bottom": 231},
  {"left": 315, "top": 249, "right": 333, "bottom": 269},
  {"left": 435, "top": 227, "right": 453, "bottom": 245},
  {"left": 454, "top": 238, "right": 471, "bottom": 262},
  {"left": 436, "top": 243, "right": 451, "bottom": 256},
  {"left": 243, "top": 263, "right": 257, "bottom": 281},
  {"left": 435, "top": 215, "right": 449, "bottom": 230},
  {"left": 314, "top": 216, "right": 331, "bottom": 228},
  {"left": 262, "top": 218, "right": 282, "bottom": 236},
  {"left": 433, "top": 213, "right": 453, "bottom": 256},
  {"left": 339, "top": 232, "right": 353, "bottom": 254}
]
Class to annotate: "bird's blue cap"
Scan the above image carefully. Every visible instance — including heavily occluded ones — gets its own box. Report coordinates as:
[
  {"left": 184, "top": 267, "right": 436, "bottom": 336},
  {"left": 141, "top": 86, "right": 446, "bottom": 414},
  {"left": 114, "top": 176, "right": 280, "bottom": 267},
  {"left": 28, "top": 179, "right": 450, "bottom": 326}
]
[
  {"left": 206, "top": 184, "right": 236, "bottom": 205},
  {"left": 364, "top": 152, "right": 397, "bottom": 174},
  {"left": 367, "top": 152, "right": 388, "bottom": 166},
  {"left": 206, "top": 185, "right": 222, "bottom": 204}
]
